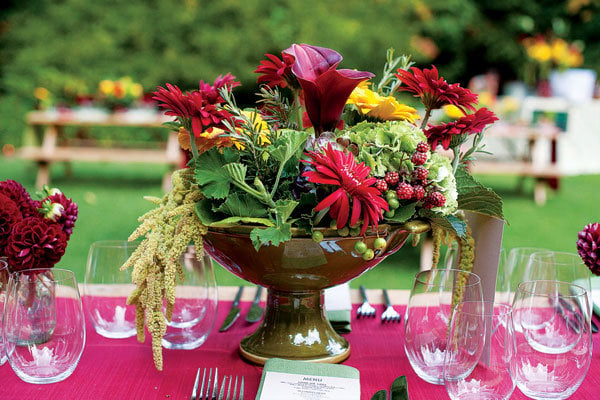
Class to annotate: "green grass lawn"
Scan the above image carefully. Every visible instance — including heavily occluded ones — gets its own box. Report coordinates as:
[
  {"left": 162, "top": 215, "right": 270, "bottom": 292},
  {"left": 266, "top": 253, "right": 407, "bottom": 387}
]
[{"left": 1, "top": 156, "right": 597, "bottom": 289}]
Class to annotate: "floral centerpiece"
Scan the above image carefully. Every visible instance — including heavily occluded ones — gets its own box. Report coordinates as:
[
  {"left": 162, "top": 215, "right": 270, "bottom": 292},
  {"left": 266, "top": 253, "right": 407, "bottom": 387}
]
[
  {"left": 122, "top": 44, "right": 503, "bottom": 369},
  {"left": 0, "top": 180, "right": 78, "bottom": 272}
]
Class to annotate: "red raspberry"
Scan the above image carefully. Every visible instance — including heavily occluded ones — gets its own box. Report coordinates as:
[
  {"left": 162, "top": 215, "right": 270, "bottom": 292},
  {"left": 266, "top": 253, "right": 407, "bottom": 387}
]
[
  {"left": 375, "top": 179, "right": 388, "bottom": 193},
  {"left": 412, "top": 166, "right": 429, "bottom": 182},
  {"left": 416, "top": 142, "right": 430, "bottom": 153},
  {"left": 411, "top": 152, "right": 428, "bottom": 166},
  {"left": 412, "top": 185, "right": 425, "bottom": 200},
  {"left": 396, "top": 182, "right": 413, "bottom": 199},
  {"left": 423, "top": 191, "right": 446, "bottom": 209},
  {"left": 384, "top": 171, "right": 400, "bottom": 186}
]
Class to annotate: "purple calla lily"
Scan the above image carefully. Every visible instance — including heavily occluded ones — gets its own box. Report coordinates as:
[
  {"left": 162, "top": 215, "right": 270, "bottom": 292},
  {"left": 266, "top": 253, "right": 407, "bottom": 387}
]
[{"left": 283, "top": 44, "right": 374, "bottom": 136}]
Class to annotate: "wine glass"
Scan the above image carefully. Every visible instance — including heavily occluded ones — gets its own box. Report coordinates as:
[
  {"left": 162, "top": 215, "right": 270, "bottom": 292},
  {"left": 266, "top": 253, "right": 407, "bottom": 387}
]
[
  {"left": 161, "top": 245, "right": 218, "bottom": 349},
  {"left": 404, "top": 268, "right": 483, "bottom": 384},
  {"left": 83, "top": 240, "right": 138, "bottom": 339},
  {"left": 0, "top": 259, "right": 9, "bottom": 365},
  {"left": 500, "top": 247, "right": 550, "bottom": 304},
  {"left": 525, "top": 251, "right": 592, "bottom": 312},
  {"left": 444, "top": 301, "right": 516, "bottom": 400},
  {"left": 3, "top": 268, "right": 86, "bottom": 384},
  {"left": 511, "top": 280, "right": 591, "bottom": 399}
]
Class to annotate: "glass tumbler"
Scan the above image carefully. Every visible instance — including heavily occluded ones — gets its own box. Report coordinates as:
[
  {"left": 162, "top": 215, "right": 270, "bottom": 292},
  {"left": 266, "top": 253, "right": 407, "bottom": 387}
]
[
  {"left": 3, "top": 268, "right": 85, "bottom": 384},
  {"left": 511, "top": 280, "right": 591, "bottom": 399},
  {"left": 0, "top": 259, "right": 9, "bottom": 365},
  {"left": 83, "top": 240, "right": 138, "bottom": 339},
  {"left": 162, "top": 245, "right": 218, "bottom": 349},
  {"left": 501, "top": 247, "right": 550, "bottom": 304},
  {"left": 404, "top": 268, "right": 483, "bottom": 384},
  {"left": 444, "top": 301, "right": 516, "bottom": 400}
]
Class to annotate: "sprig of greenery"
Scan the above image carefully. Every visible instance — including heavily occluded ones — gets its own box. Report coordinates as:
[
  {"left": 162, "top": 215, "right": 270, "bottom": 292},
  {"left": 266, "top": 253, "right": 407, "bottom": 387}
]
[
  {"left": 376, "top": 49, "right": 413, "bottom": 96},
  {"left": 255, "top": 85, "right": 300, "bottom": 130}
]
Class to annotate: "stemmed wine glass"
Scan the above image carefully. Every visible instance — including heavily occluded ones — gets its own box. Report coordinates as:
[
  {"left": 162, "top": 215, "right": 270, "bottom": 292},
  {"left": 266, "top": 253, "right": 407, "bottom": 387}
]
[
  {"left": 510, "top": 280, "right": 591, "bottom": 399},
  {"left": 404, "top": 268, "right": 483, "bottom": 384}
]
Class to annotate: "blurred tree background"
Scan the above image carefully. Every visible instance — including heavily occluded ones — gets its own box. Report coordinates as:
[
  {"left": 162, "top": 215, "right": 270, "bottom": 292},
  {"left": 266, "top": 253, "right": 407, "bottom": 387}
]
[{"left": 0, "top": 0, "right": 599, "bottom": 148}]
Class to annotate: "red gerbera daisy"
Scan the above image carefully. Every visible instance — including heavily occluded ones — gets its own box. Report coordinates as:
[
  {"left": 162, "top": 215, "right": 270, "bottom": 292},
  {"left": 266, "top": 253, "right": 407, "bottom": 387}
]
[
  {"left": 396, "top": 66, "right": 478, "bottom": 112},
  {"left": 424, "top": 108, "right": 498, "bottom": 150},
  {"left": 301, "top": 143, "right": 389, "bottom": 235},
  {"left": 255, "top": 53, "right": 297, "bottom": 89},
  {"left": 199, "top": 73, "right": 241, "bottom": 104},
  {"left": 152, "top": 83, "right": 196, "bottom": 118}
]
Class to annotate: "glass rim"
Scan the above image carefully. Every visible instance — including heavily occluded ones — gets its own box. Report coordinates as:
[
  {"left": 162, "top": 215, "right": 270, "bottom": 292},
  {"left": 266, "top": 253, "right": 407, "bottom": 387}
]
[
  {"left": 455, "top": 300, "right": 512, "bottom": 317},
  {"left": 9, "top": 268, "right": 77, "bottom": 284},
  {"left": 414, "top": 268, "right": 481, "bottom": 287},
  {"left": 90, "top": 240, "right": 141, "bottom": 249},
  {"left": 516, "top": 279, "right": 587, "bottom": 298},
  {"left": 529, "top": 250, "right": 583, "bottom": 264}
]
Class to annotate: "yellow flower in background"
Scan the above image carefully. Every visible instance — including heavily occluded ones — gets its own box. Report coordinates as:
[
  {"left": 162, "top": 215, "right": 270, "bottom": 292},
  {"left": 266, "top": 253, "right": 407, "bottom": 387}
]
[
  {"left": 130, "top": 83, "right": 144, "bottom": 98},
  {"left": 550, "top": 38, "right": 569, "bottom": 62},
  {"left": 34, "top": 87, "right": 50, "bottom": 101},
  {"left": 527, "top": 41, "right": 552, "bottom": 63},
  {"left": 347, "top": 82, "right": 420, "bottom": 123},
  {"left": 232, "top": 111, "right": 271, "bottom": 150},
  {"left": 443, "top": 104, "right": 463, "bottom": 119},
  {"left": 99, "top": 79, "right": 115, "bottom": 96}
]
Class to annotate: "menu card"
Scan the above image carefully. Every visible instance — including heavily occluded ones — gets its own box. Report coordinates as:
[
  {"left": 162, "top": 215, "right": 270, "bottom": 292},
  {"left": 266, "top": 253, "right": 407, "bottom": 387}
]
[{"left": 256, "top": 358, "right": 360, "bottom": 400}]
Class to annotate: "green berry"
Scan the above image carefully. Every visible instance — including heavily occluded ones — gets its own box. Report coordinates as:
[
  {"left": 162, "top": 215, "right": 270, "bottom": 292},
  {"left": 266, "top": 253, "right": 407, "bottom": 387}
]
[
  {"left": 384, "top": 210, "right": 395, "bottom": 218},
  {"left": 385, "top": 190, "right": 397, "bottom": 201},
  {"left": 374, "top": 237, "right": 387, "bottom": 250},
  {"left": 354, "top": 241, "right": 367, "bottom": 254},
  {"left": 349, "top": 226, "right": 361, "bottom": 236},
  {"left": 388, "top": 198, "right": 400, "bottom": 210},
  {"left": 312, "top": 231, "right": 324, "bottom": 242},
  {"left": 338, "top": 227, "right": 349, "bottom": 237},
  {"left": 362, "top": 249, "right": 375, "bottom": 261},
  {"left": 330, "top": 219, "right": 338, "bottom": 229}
]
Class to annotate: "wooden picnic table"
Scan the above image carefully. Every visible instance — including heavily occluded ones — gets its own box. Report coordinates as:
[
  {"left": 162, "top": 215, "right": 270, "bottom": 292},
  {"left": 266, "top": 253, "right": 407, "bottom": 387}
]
[{"left": 19, "top": 109, "right": 183, "bottom": 191}]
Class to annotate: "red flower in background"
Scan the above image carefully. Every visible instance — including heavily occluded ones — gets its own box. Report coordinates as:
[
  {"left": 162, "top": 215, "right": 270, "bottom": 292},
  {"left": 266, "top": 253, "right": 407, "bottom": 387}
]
[
  {"left": 255, "top": 53, "right": 297, "bottom": 88},
  {"left": 301, "top": 143, "right": 388, "bottom": 235},
  {"left": 396, "top": 66, "right": 477, "bottom": 112},
  {"left": 198, "top": 73, "right": 241, "bottom": 104},
  {"left": 284, "top": 44, "right": 374, "bottom": 135},
  {"left": 424, "top": 108, "right": 498, "bottom": 149},
  {"left": 4, "top": 217, "right": 68, "bottom": 271},
  {"left": 577, "top": 222, "right": 600, "bottom": 275}
]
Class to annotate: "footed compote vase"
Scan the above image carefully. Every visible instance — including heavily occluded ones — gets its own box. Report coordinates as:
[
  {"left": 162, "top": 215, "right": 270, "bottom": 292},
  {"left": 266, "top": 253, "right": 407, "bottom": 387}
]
[{"left": 203, "top": 221, "right": 429, "bottom": 365}]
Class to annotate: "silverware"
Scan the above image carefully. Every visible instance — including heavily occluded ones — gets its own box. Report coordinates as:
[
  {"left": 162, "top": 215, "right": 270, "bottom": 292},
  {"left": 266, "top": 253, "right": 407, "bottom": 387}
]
[
  {"left": 222, "top": 375, "right": 244, "bottom": 400},
  {"left": 357, "top": 285, "right": 376, "bottom": 318},
  {"left": 220, "top": 286, "right": 244, "bottom": 332},
  {"left": 191, "top": 367, "right": 218, "bottom": 400},
  {"left": 246, "top": 286, "right": 264, "bottom": 323},
  {"left": 381, "top": 289, "right": 401, "bottom": 323}
]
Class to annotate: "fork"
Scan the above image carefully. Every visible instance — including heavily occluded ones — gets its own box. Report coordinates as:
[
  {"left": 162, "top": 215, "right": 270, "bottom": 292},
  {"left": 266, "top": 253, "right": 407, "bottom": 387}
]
[
  {"left": 191, "top": 367, "right": 219, "bottom": 400},
  {"left": 223, "top": 375, "right": 245, "bottom": 400},
  {"left": 357, "top": 285, "right": 376, "bottom": 318},
  {"left": 381, "top": 289, "right": 401, "bottom": 323}
]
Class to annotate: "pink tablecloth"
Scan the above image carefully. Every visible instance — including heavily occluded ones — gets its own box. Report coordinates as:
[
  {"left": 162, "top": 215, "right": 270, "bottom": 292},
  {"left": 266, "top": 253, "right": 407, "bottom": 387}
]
[{"left": 1, "top": 299, "right": 599, "bottom": 399}]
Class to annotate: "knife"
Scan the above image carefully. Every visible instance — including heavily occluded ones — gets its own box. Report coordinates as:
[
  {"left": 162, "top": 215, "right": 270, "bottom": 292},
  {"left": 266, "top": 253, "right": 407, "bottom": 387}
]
[
  {"left": 246, "top": 286, "right": 264, "bottom": 323},
  {"left": 219, "top": 286, "right": 244, "bottom": 332}
]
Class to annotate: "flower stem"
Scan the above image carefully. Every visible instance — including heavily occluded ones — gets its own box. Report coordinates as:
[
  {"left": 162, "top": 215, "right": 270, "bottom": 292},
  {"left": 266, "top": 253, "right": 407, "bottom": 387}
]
[{"left": 420, "top": 108, "right": 432, "bottom": 130}]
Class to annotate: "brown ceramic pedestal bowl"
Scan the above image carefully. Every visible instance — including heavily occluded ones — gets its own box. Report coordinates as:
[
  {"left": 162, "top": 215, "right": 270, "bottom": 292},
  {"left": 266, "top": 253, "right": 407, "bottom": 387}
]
[{"left": 203, "top": 220, "right": 429, "bottom": 365}]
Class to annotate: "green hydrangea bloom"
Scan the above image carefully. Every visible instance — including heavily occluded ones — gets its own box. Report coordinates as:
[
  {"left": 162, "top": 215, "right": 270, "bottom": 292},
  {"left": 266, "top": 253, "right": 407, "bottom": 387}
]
[{"left": 427, "top": 152, "right": 458, "bottom": 215}]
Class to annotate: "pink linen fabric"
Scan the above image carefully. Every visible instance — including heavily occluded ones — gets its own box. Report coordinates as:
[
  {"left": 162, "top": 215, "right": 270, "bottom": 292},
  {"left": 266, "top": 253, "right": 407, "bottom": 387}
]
[{"left": 0, "top": 299, "right": 598, "bottom": 399}]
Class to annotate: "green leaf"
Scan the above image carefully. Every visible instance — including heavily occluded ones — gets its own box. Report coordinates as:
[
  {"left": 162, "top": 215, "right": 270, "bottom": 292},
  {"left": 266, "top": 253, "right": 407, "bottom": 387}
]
[
  {"left": 371, "top": 390, "right": 388, "bottom": 400},
  {"left": 161, "top": 121, "right": 181, "bottom": 131},
  {"left": 194, "top": 199, "right": 221, "bottom": 226},
  {"left": 385, "top": 203, "right": 416, "bottom": 223},
  {"left": 274, "top": 199, "right": 299, "bottom": 222},
  {"left": 222, "top": 162, "right": 248, "bottom": 185},
  {"left": 421, "top": 210, "right": 467, "bottom": 239},
  {"left": 250, "top": 223, "right": 292, "bottom": 250},
  {"left": 215, "top": 192, "right": 268, "bottom": 217},
  {"left": 271, "top": 130, "right": 310, "bottom": 164},
  {"left": 193, "top": 151, "right": 231, "bottom": 199},
  {"left": 456, "top": 166, "right": 504, "bottom": 220},
  {"left": 210, "top": 216, "right": 274, "bottom": 228},
  {"left": 390, "top": 376, "right": 409, "bottom": 400}
]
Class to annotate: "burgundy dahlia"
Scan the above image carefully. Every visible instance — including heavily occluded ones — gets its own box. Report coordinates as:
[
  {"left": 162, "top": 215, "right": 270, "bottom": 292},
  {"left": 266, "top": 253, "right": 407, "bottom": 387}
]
[
  {"left": 0, "top": 179, "right": 38, "bottom": 218},
  {"left": 4, "top": 217, "right": 68, "bottom": 271},
  {"left": 44, "top": 192, "right": 79, "bottom": 238},
  {"left": 0, "top": 193, "right": 22, "bottom": 254},
  {"left": 577, "top": 222, "right": 600, "bottom": 275}
]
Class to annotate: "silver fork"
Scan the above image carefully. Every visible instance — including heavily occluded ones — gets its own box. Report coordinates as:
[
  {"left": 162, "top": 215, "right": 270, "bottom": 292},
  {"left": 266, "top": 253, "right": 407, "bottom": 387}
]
[
  {"left": 191, "top": 367, "right": 219, "bottom": 400},
  {"left": 381, "top": 289, "right": 401, "bottom": 323},
  {"left": 224, "top": 375, "right": 244, "bottom": 400},
  {"left": 356, "top": 285, "right": 376, "bottom": 318}
]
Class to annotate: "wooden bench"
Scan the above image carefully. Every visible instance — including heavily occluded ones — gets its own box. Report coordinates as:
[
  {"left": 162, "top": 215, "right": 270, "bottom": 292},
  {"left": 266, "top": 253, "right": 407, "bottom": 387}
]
[
  {"left": 19, "top": 110, "right": 183, "bottom": 191},
  {"left": 469, "top": 122, "right": 562, "bottom": 205}
]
